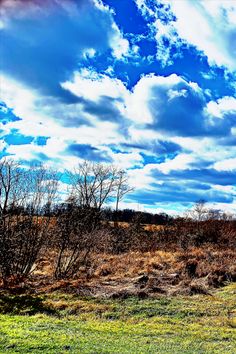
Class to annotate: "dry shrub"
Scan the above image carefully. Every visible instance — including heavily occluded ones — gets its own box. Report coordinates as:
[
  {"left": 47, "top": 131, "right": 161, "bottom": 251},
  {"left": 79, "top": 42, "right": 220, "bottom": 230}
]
[
  {"left": 175, "top": 246, "right": 236, "bottom": 290},
  {"left": 189, "top": 278, "right": 211, "bottom": 295},
  {"left": 95, "top": 264, "right": 112, "bottom": 277},
  {"left": 185, "top": 260, "right": 198, "bottom": 278}
]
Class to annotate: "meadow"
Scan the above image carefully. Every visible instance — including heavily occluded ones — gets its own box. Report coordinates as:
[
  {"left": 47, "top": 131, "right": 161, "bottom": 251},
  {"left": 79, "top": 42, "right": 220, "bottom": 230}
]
[{"left": 0, "top": 283, "right": 235, "bottom": 353}]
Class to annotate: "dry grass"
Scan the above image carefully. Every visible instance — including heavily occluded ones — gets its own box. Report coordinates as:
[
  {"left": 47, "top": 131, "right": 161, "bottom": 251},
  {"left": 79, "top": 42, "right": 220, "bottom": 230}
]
[
  {"left": 15, "top": 244, "right": 233, "bottom": 299},
  {"left": 1, "top": 218, "right": 235, "bottom": 297},
  {"left": 106, "top": 221, "right": 164, "bottom": 231}
]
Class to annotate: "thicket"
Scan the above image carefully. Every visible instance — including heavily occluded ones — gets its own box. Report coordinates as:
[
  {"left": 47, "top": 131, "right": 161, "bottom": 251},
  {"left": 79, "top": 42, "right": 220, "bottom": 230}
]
[{"left": 0, "top": 159, "right": 235, "bottom": 286}]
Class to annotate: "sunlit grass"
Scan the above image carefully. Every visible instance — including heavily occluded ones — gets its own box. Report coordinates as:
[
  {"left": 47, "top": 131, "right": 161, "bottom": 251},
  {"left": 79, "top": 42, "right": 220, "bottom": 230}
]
[{"left": 0, "top": 283, "right": 235, "bottom": 353}]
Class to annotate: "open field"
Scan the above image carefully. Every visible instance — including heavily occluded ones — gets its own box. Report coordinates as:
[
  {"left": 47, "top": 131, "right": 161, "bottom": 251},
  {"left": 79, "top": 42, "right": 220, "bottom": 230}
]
[
  {"left": 0, "top": 218, "right": 235, "bottom": 353},
  {"left": 0, "top": 283, "right": 235, "bottom": 353},
  {"left": 0, "top": 192, "right": 235, "bottom": 353}
]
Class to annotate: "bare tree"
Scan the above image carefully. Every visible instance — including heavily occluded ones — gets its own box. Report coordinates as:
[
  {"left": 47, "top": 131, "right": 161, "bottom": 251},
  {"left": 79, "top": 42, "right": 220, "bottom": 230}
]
[
  {"left": 0, "top": 159, "right": 26, "bottom": 216},
  {"left": 114, "top": 170, "right": 133, "bottom": 212},
  {"left": 190, "top": 200, "right": 208, "bottom": 222},
  {"left": 113, "top": 169, "right": 133, "bottom": 227},
  {"left": 0, "top": 159, "right": 58, "bottom": 285},
  {"left": 69, "top": 161, "right": 133, "bottom": 212},
  {"left": 69, "top": 161, "right": 119, "bottom": 210},
  {"left": 54, "top": 199, "right": 98, "bottom": 279},
  {"left": 54, "top": 161, "right": 134, "bottom": 279},
  {"left": 54, "top": 161, "right": 118, "bottom": 279}
]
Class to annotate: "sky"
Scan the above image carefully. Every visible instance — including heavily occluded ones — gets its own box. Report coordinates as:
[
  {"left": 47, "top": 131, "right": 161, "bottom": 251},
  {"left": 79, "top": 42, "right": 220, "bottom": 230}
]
[{"left": 0, "top": 0, "right": 236, "bottom": 215}]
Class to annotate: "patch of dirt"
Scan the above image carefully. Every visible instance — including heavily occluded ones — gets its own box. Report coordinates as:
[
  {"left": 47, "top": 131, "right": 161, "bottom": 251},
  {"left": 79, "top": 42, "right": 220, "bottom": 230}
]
[{"left": 31, "top": 272, "right": 211, "bottom": 298}]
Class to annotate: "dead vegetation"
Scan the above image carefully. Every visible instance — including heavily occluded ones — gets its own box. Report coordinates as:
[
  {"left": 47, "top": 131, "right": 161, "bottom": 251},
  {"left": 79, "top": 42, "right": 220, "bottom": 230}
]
[
  {"left": 3, "top": 244, "right": 233, "bottom": 299},
  {"left": 0, "top": 159, "right": 235, "bottom": 298}
]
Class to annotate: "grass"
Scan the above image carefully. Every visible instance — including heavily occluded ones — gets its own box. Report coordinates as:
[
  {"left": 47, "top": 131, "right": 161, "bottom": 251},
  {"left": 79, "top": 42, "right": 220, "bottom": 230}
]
[{"left": 0, "top": 283, "right": 235, "bottom": 353}]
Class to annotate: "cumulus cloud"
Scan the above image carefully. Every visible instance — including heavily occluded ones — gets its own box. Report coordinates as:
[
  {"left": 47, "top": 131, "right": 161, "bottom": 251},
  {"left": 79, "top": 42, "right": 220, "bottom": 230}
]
[
  {"left": 0, "top": 0, "right": 130, "bottom": 101},
  {"left": 206, "top": 96, "right": 236, "bottom": 119},
  {"left": 167, "top": 0, "right": 236, "bottom": 70},
  {"left": 153, "top": 153, "right": 194, "bottom": 174},
  {"left": 0, "top": 75, "right": 124, "bottom": 168},
  {"left": 61, "top": 69, "right": 130, "bottom": 129},
  {"left": 135, "top": 0, "right": 236, "bottom": 71},
  {"left": 127, "top": 73, "right": 236, "bottom": 139},
  {"left": 1, "top": 0, "right": 236, "bottom": 213}
]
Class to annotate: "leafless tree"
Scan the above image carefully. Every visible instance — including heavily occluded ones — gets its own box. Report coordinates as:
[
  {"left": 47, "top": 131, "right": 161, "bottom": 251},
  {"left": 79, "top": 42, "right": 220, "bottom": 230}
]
[
  {"left": 0, "top": 159, "right": 26, "bottom": 216},
  {"left": 114, "top": 169, "right": 134, "bottom": 213},
  {"left": 54, "top": 161, "right": 118, "bottom": 279},
  {"left": 54, "top": 199, "right": 99, "bottom": 279},
  {"left": 0, "top": 159, "right": 58, "bottom": 285},
  {"left": 189, "top": 200, "right": 208, "bottom": 222},
  {"left": 114, "top": 169, "right": 133, "bottom": 227},
  {"left": 54, "top": 161, "right": 134, "bottom": 279},
  {"left": 69, "top": 161, "right": 120, "bottom": 210}
]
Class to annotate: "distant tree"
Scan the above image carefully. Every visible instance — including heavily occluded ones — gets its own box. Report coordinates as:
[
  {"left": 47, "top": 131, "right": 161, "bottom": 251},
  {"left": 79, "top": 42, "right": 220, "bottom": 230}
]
[
  {"left": 68, "top": 161, "right": 133, "bottom": 213},
  {"left": 114, "top": 170, "right": 134, "bottom": 213},
  {"left": 69, "top": 161, "right": 118, "bottom": 210},
  {"left": 190, "top": 200, "right": 208, "bottom": 222}
]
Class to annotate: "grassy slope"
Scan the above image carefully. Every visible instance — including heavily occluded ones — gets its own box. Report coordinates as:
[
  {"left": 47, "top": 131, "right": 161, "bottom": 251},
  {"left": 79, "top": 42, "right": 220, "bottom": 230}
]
[{"left": 0, "top": 283, "right": 235, "bottom": 354}]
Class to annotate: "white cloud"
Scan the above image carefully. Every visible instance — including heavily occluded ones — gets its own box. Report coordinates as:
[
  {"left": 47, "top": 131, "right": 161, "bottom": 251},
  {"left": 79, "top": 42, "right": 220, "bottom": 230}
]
[
  {"left": 127, "top": 165, "right": 156, "bottom": 190},
  {"left": 93, "top": 0, "right": 130, "bottom": 60},
  {"left": 167, "top": 88, "right": 188, "bottom": 100},
  {"left": 62, "top": 70, "right": 236, "bottom": 181},
  {"left": 61, "top": 69, "right": 129, "bottom": 102},
  {"left": 153, "top": 18, "right": 180, "bottom": 65},
  {"left": 0, "top": 140, "right": 6, "bottom": 151},
  {"left": 135, "top": 0, "right": 155, "bottom": 17},
  {"left": 111, "top": 151, "right": 143, "bottom": 170},
  {"left": 0, "top": 74, "right": 124, "bottom": 167},
  {"left": 163, "top": 0, "right": 236, "bottom": 70},
  {"left": 172, "top": 135, "right": 236, "bottom": 167},
  {"left": 206, "top": 96, "right": 236, "bottom": 118},
  {"left": 135, "top": 0, "right": 236, "bottom": 70},
  {"left": 213, "top": 158, "right": 236, "bottom": 171},
  {"left": 110, "top": 23, "right": 130, "bottom": 59},
  {"left": 83, "top": 48, "right": 96, "bottom": 59},
  {"left": 128, "top": 127, "right": 160, "bottom": 142},
  {"left": 206, "top": 201, "right": 236, "bottom": 215},
  {"left": 154, "top": 153, "right": 194, "bottom": 174},
  {"left": 127, "top": 73, "right": 185, "bottom": 124}
]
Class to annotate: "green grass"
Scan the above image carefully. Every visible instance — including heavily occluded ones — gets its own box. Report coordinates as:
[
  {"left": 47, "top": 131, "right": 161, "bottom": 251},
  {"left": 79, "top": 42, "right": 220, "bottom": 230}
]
[{"left": 0, "top": 283, "right": 235, "bottom": 353}]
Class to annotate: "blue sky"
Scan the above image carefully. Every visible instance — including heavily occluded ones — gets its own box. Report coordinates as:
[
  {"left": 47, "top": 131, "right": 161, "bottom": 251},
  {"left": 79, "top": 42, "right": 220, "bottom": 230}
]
[{"left": 0, "top": 0, "right": 236, "bottom": 214}]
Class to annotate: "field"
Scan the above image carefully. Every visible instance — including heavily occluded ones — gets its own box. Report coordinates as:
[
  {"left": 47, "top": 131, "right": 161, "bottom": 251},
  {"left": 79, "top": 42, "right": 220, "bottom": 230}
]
[
  {"left": 0, "top": 206, "right": 235, "bottom": 353},
  {"left": 0, "top": 283, "right": 235, "bottom": 353}
]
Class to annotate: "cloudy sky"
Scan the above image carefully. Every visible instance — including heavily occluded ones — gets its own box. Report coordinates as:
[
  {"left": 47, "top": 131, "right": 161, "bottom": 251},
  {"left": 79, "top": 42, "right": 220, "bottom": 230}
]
[{"left": 0, "top": 0, "right": 236, "bottom": 214}]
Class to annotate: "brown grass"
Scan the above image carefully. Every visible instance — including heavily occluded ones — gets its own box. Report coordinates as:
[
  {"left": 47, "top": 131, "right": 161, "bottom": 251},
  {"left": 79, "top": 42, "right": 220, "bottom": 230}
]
[
  {"left": 1, "top": 218, "right": 235, "bottom": 297},
  {"left": 13, "top": 244, "right": 233, "bottom": 298}
]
